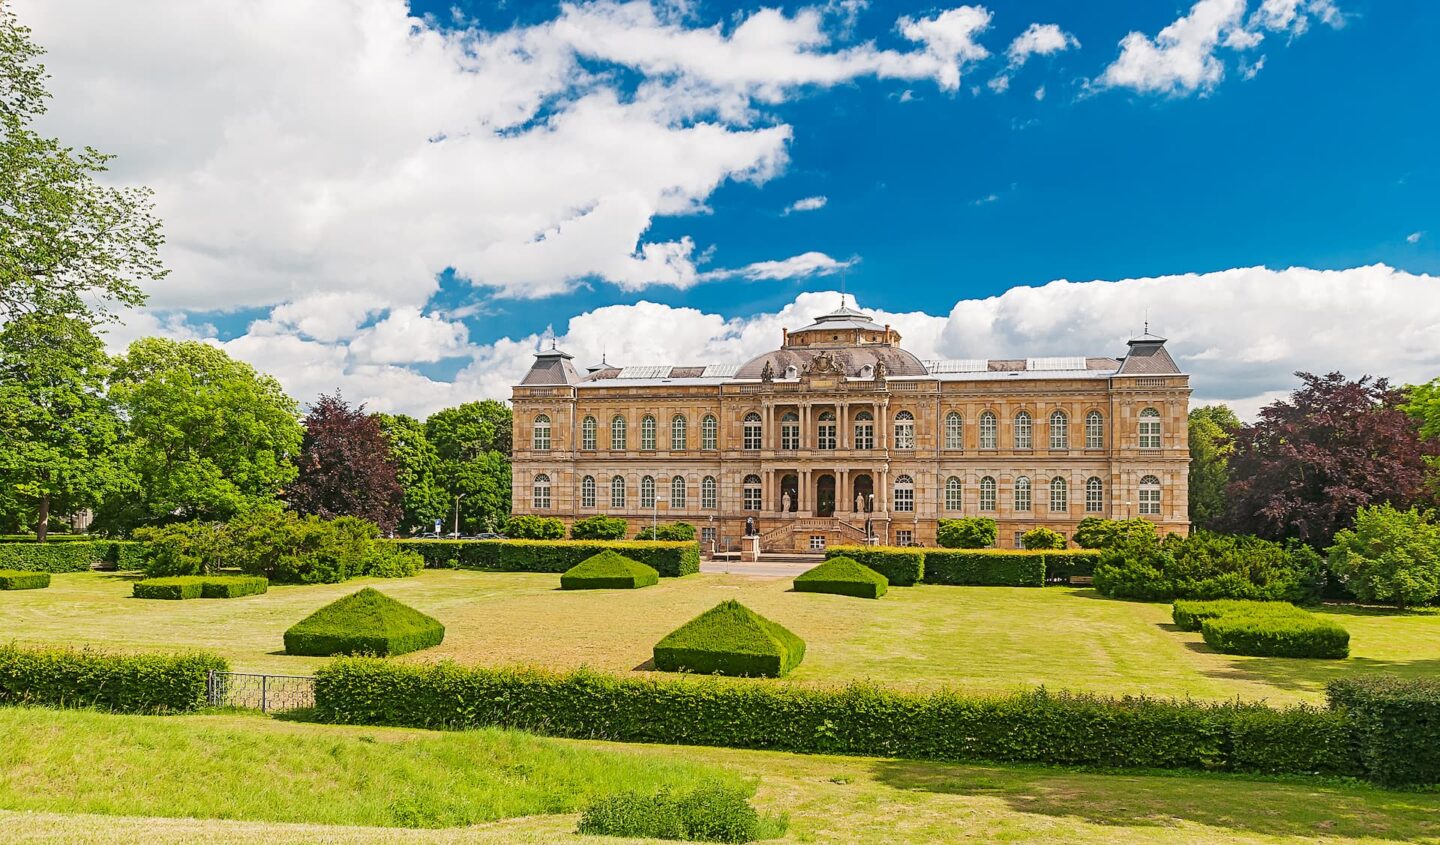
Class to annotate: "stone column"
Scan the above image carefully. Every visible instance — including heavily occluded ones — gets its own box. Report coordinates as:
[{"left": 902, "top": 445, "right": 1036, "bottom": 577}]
[
  {"left": 840, "top": 402, "right": 850, "bottom": 449},
  {"left": 839, "top": 468, "right": 849, "bottom": 513},
  {"left": 800, "top": 404, "right": 810, "bottom": 449}
]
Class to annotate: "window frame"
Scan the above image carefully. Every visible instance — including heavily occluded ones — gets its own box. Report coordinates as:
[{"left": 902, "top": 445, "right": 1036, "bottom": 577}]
[
  {"left": 944, "top": 476, "right": 962, "bottom": 511},
  {"left": 640, "top": 415, "right": 657, "bottom": 451},
  {"left": 1014, "top": 411, "right": 1033, "bottom": 450},
  {"left": 742, "top": 474, "right": 762, "bottom": 510},
  {"left": 580, "top": 475, "right": 596, "bottom": 508},
  {"left": 742, "top": 412, "right": 762, "bottom": 450},
  {"left": 1085, "top": 476, "right": 1103, "bottom": 513},
  {"left": 701, "top": 476, "right": 717, "bottom": 509},
  {"left": 611, "top": 415, "right": 627, "bottom": 450},
  {"left": 671, "top": 414, "right": 687, "bottom": 451},
  {"left": 1049, "top": 410, "right": 1068, "bottom": 450},
  {"left": 701, "top": 415, "right": 718, "bottom": 450},
  {"left": 1014, "top": 476, "right": 1032, "bottom": 512},
  {"left": 532, "top": 414, "right": 551, "bottom": 451},
  {"left": 1139, "top": 474, "right": 1161, "bottom": 515},
  {"left": 1085, "top": 410, "right": 1104, "bottom": 449},
  {"left": 670, "top": 475, "right": 686, "bottom": 508},
  {"left": 640, "top": 475, "right": 656, "bottom": 509},
  {"left": 979, "top": 476, "right": 997, "bottom": 511},
  {"left": 894, "top": 411, "right": 916, "bottom": 450},
  {"left": 581, "top": 415, "right": 597, "bottom": 451},
  {"left": 893, "top": 474, "right": 915, "bottom": 512},
  {"left": 532, "top": 473, "right": 551, "bottom": 509},
  {"left": 1139, "top": 408, "right": 1161, "bottom": 450},
  {"left": 944, "top": 412, "right": 964, "bottom": 450},
  {"left": 979, "top": 411, "right": 997, "bottom": 449},
  {"left": 1050, "top": 476, "right": 1068, "bottom": 512},
  {"left": 610, "top": 475, "right": 626, "bottom": 509}
]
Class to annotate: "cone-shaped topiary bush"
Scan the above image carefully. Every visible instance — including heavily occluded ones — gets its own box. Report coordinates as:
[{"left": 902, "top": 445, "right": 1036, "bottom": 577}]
[
  {"left": 284, "top": 587, "right": 444, "bottom": 657},
  {"left": 560, "top": 550, "right": 659, "bottom": 590},
  {"left": 653, "top": 599, "right": 804, "bottom": 677},
  {"left": 793, "top": 556, "right": 887, "bottom": 599}
]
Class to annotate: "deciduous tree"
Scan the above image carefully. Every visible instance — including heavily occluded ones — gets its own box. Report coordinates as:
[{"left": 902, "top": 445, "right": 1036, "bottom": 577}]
[
  {"left": 426, "top": 400, "right": 513, "bottom": 532},
  {"left": 376, "top": 413, "right": 448, "bottom": 535},
  {"left": 1328, "top": 504, "right": 1440, "bottom": 609},
  {"left": 1188, "top": 405, "right": 1239, "bottom": 530},
  {"left": 289, "top": 393, "right": 403, "bottom": 534}
]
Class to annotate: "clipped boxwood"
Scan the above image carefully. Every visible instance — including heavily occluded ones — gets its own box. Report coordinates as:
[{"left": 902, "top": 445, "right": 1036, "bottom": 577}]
[
  {"left": 825, "top": 546, "right": 922, "bottom": 587},
  {"left": 0, "top": 570, "right": 50, "bottom": 590},
  {"left": 1041, "top": 549, "right": 1103, "bottom": 582},
  {"left": 284, "top": 587, "right": 445, "bottom": 657},
  {"left": 132, "top": 575, "right": 269, "bottom": 600},
  {"left": 0, "top": 541, "right": 109, "bottom": 573},
  {"left": 199, "top": 576, "right": 269, "bottom": 598},
  {"left": 653, "top": 600, "right": 805, "bottom": 678},
  {"left": 794, "top": 556, "right": 887, "bottom": 599},
  {"left": 1329, "top": 675, "right": 1440, "bottom": 787},
  {"left": 923, "top": 550, "right": 1046, "bottom": 587},
  {"left": 560, "top": 550, "right": 659, "bottom": 590},
  {"left": 1201, "top": 613, "right": 1350, "bottom": 659},
  {"left": 313, "top": 660, "right": 1364, "bottom": 781},
  {"left": 391, "top": 539, "right": 699, "bottom": 578},
  {"left": 1171, "top": 599, "right": 1307, "bottom": 632},
  {"left": 0, "top": 644, "right": 226, "bottom": 713}
]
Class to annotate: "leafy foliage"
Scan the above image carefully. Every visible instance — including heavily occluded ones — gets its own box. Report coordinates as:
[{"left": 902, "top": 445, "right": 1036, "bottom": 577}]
[
  {"left": 1021, "top": 526, "right": 1065, "bottom": 550},
  {"left": 375, "top": 413, "right": 449, "bottom": 535},
  {"left": 653, "top": 600, "right": 805, "bottom": 678},
  {"left": 0, "top": 540, "right": 112, "bottom": 571},
  {"left": 357, "top": 543, "right": 424, "bottom": 578},
  {"left": 577, "top": 784, "right": 784, "bottom": 843},
  {"left": 569, "top": 514, "right": 629, "bottom": 540},
  {"left": 0, "top": 569, "right": 48, "bottom": 589},
  {"left": 313, "top": 660, "right": 1364, "bottom": 780},
  {"left": 1327, "top": 503, "right": 1440, "bottom": 608},
  {"left": 935, "top": 517, "right": 996, "bottom": 549},
  {"left": 394, "top": 538, "right": 699, "bottom": 577},
  {"left": 1224, "top": 372, "right": 1439, "bottom": 546},
  {"left": 426, "top": 401, "right": 512, "bottom": 533},
  {"left": 1188, "top": 405, "right": 1240, "bottom": 530},
  {"left": 561, "top": 550, "right": 659, "bottom": 590},
  {"left": 1170, "top": 599, "right": 1308, "bottom": 631},
  {"left": 1201, "top": 613, "right": 1350, "bottom": 659},
  {"left": 1093, "top": 531, "right": 1324, "bottom": 603},
  {"left": 793, "top": 556, "right": 888, "bottom": 599},
  {"left": 0, "top": 643, "right": 224, "bottom": 713},
  {"left": 284, "top": 587, "right": 445, "bottom": 657},
  {"left": 289, "top": 393, "right": 402, "bottom": 533},
  {"left": 1072, "top": 517, "right": 1157, "bottom": 550},
  {"left": 102, "top": 339, "right": 303, "bottom": 530},
  {"left": 503, "top": 514, "right": 565, "bottom": 539},
  {"left": 635, "top": 521, "right": 697, "bottom": 541},
  {"left": 132, "top": 575, "right": 267, "bottom": 600},
  {"left": 824, "top": 546, "right": 923, "bottom": 586},
  {"left": 922, "top": 550, "right": 1047, "bottom": 586},
  {"left": 1329, "top": 675, "right": 1440, "bottom": 787}
]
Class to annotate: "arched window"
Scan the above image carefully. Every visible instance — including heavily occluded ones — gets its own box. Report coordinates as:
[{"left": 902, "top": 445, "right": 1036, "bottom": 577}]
[
  {"left": 640, "top": 415, "right": 657, "bottom": 450},
  {"left": 670, "top": 475, "right": 686, "bottom": 508},
  {"left": 1050, "top": 476, "right": 1068, "bottom": 512},
  {"left": 610, "top": 475, "right": 626, "bottom": 509},
  {"left": 781, "top": 412, "right": 800, "bottom": 450},
  {"left": 701, "top": 415, "right": 718, "bottom": 450},
  {"left": 532, "top": 473, "right": 551, "bottom": 509},
  {"left": 670, "top": 414, "right": 687, "bottom": 451},
  {"left": 580, "top": 415, "right": 597, "bottom": 451},
  {"left": 1014, "top": 411, "right": 1033, "bottom": 449},
  {"left": 532, "top": 414, "right": 551, "bottom": 451},
  {"left": 854, "top": 411, "right": 874, "bottom": 450},
  {"left": 979, "top": 411, "right": 997, "bottom": 449},
  {"left": 580, "top": 475, "right": 596, "bottom": 509},
  {"left": 743, "top": 474, "right": 762, "bottom": 510},
  {"left": 945, "top": 476, "right": 962, "bottom": 510},
  {"left": 702, "top": 476, "right": 717, "bottom": 509},
  {"left": 945, "top": 412, "right": 964, "bottom": 449},
  {"left": 611, "top": 415, "right": 627, "bottom": 450},
  {"left": 1085, "top": 411, "right": 1104, "bottom": 449},
  {"left": 640, "top": 475, "right": 656, "bottom": 508},
  {"left": 743, "top": 412, "right": 762, "bottom": 450},
  {"left": 895, "top": 411, "right": 916, "bottom": 450},
  {"left": 1139, "top": 474, "right": 1161, "bottom": 515},
  {"left": 979, "top": 476, "right": 997, "bottom": 511},
  {"left": 1085, "top": 476, "right": 1103, "bottom": 513},
  {"left": 894, "top": 475, "right": 915, "bottom": 512},
  {"left": 817, "top": 411, "right": 837, "bottom": 450},
  {"left": 1049, "top": 410, "right": 1068, "bottom": 449},
  {"left": 1014, "top": 476, "right": 1032, "bottom": 511},
  {"left": 1139, "top": 408, "right": 1161, "bottom": 449}
]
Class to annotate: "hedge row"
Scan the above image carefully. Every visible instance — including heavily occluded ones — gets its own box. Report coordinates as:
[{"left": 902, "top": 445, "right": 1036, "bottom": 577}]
[
  {"left": 392, "top": 539, "right": 700, "bottom": 578},
  {"left": 133, "top": 575, "right": 269, "bottom": 600},
  {"left": 1171, "top": 599, "right": 1307, "bottom": 632},
  {"left": 313, "top": 660, "right": 1364, "bottom": 779},
  {"left": 1202, "top": 613, "right": 1350, "bottom": 659},
  {"left": 0, "top": 541, "right": 145, "bottom": 573},
  {"left": 825, "top": 547, "right": 1100, "bottom": 587},
  {"left": 0, "top": 570, "right": 50, "bottom": 590},
  {"left": 0, "top": 644, "right": 226, "bottom": 713},
  {"left": 1329, "top": 676, "right": 1440, "bottom": 787}
]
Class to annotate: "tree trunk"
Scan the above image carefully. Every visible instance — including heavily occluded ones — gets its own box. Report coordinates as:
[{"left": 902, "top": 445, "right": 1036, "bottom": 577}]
[{"left": 36, "top": 494, "right": 49, "bottom": 542}]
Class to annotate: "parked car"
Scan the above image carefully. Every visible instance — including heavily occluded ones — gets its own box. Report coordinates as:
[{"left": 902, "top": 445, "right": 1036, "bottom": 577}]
[{"left": 475, "top": 532, "right": 506, "bottom": 540}]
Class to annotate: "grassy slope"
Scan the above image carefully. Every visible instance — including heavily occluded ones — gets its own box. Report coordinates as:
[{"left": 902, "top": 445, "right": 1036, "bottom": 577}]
[
  {"left": 2, "top": 571, "right": 1438, "bottom": 703},
  {"left": 1, "top": 709, "right": 1437, "bottom": 845}
]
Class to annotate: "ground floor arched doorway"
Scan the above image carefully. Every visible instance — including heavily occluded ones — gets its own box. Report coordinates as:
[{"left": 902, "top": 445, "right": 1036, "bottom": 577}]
[
  {"left": 780, "top": 473, "right": 798, "bottom": 512},
  {"left": 816, "top": 474, "right": 836, "bottom": 516},
  {"left": 852, "top": 474, "right": 874, "bottom": 513}
]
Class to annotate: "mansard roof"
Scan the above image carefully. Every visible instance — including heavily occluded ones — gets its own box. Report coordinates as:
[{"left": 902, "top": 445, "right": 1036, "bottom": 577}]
[
  {"left": 1117, "top": 332, "right": 1182, "bottom": 375},
  {"left": 520, "top": 346, "right": 583, "bottom": 385}
]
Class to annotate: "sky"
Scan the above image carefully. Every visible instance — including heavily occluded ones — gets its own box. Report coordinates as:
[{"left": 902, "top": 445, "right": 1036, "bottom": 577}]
[{"left": 13, "top": 0, "right": 1440, "bottom": 418}]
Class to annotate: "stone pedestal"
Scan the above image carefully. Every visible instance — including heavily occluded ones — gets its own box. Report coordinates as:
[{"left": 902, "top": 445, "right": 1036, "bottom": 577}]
[{"left": 740, "top": 535, "right": 761, "bottom": 562}]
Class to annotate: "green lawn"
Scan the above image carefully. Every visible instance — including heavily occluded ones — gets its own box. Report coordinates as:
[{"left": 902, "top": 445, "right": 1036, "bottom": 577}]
[
  {"left": 1, "top": 708, "right": 1437, "bottom": 844},
  {"left": 2, "top": 570, "right": 1438, "bottom": 703}
]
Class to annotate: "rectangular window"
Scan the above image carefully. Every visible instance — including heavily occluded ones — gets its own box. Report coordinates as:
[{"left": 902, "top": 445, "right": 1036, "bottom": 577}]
[
  {"left": 1140, "top": 489, "right": 1161, "bottom": 515},
  {"left": 895, "top": 487, "right": 915, "bottom": 512},
  {"left": 809, "top": 534, "right": 825, "bottom": 550},
  {"left": 1014, "top": 531, "right": 1025, "bottom": 549},
  {"left": 581, "top": 426, "right": 595, "bottom": 451},
  {"left": 781, "top": 422, "right": 800, "bottom": 450},
  {"left": 895, "top": 529, "right": 914, "bottom": 546},
  {"left": 1140, "top": 423, "right": 1160, "bottom": 449},
  {"left": 743, "top": 486, "right": 762, "bottom": 510},
  {"left": 895, "top": 423, "right": 915, "bottom": 450},
  {"left": 701, "top": 527, "right": 717, "bottom": 550},
  {"left": 854, "top": 423, "right": 874, "bottom": 450},
  {"left": 817, "top": 422, "right": 836, "bottom": 449}
]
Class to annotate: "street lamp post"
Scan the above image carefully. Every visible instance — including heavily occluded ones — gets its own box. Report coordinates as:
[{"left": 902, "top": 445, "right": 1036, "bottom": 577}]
[{"left": 453, "top": 494, "right": 465, "bottom": 538}]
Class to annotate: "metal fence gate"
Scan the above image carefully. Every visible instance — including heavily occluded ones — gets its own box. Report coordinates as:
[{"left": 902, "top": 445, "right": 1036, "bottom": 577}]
[{"left": 207, "top": 671, "right": 316, "bottom": 713}]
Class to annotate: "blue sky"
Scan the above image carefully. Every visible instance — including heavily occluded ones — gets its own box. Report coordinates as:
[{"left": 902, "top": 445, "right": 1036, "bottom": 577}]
[{"left": 19, "top": 0, "right": 1440, "bottom": 415}]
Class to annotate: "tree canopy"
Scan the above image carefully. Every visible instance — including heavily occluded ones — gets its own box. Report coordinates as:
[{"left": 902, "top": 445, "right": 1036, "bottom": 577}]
[
  {"left": 288, "top": 393, "right": 403, "bottom": 534},
  {"left": 376, "top": 413, "right": 448, "bottom": 534},
  {"left": 1188, "top": 404, "right": 1240, "bottom": 530},
  {"left": 426, "top": 400, "right": 513, "bottom": 532}
]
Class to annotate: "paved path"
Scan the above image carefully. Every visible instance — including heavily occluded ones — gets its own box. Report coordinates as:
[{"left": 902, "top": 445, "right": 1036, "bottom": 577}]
[{"left": 700, "top": 559, "right": 812, "bottom": 577}]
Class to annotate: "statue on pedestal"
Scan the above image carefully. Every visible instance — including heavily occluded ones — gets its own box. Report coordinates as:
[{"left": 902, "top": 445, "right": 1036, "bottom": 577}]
[
  {"left": 745, "top": 517, "right": 756, "bottom": 537},
  {"left": 855, "top": 493, "right": 863, "bottom": 513},
  {"left": 781, "top": 491, "right": 792, "bottom": 512}
]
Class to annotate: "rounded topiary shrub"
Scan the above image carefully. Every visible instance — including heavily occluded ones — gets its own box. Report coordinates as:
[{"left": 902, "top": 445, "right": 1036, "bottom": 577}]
[
  {"left": 793, "top": 556, "right": 887, "bottom": 599},
  {"left": 653, "top": 600, "right": 804, "bottom": 678},
  {"left": 284, "top": 587, "right": 445, "bottom": 657},
  {"left": 0, "top": 570, "right": 50, "bottom": 590},
  {"left": 560, "top": 550, "right": 659, "bottom": 590}
]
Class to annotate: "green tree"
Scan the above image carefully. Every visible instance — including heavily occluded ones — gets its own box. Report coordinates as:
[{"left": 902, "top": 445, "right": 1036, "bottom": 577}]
[
  {"left": 503, "top": 514, "right": 565, "bottom": 539},
  {"left": 1021, "top": 526, "right": 1066, "bottom": 550},
  {"left": 570, "top": 514, "right": 628, "bottom": 540},
  {"left": 1328, "top": 504, "right": 1440, "bottom": 609},
  {"left": 376, "top": 413, "right": 448, "bottom": 535},
  {"left": 426, "top": 400, "right": 513, "bottom": 533},
  {"left": 100, "top": 338, "right": 303, "bottom": 530},
  {"left": 1403, "top": 377, "right": 1440, "bottom": 440},
  {"left": 1, "top": 6, "right": 163, "bottom": 323},
  {"left": 1188, "top": 405, "right": 1240, "bottom": 530},
  {"left": 1073, "top": 517, "right": 1158, "bottom": 550},
  {"left": 0, "top": 312, "right": 123, "bottom": 539},
  {"left": 935, "top": 517, "right": 996, "bottom": 548}
]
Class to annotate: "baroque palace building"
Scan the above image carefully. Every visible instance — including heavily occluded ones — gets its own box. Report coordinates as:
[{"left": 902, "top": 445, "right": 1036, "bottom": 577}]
[{"left": 510, "top": 301, "right": 1190, "bottom": 553}]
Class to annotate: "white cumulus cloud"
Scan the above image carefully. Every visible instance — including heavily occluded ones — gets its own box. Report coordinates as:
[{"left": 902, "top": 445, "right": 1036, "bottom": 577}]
[{"left": 784, "top": 196, "right": 829, "bottom": 214}]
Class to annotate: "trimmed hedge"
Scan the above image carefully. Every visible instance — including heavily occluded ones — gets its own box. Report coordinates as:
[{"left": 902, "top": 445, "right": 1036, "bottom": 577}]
[
  {"left": 0, "top": 541, "right": 146, "bottom": 573},
  {"left": 578, "top": 784, "right": 781, "bottom": 843},
  {"left": 0, "top": 644, "right": 226, "bottom": 713},
  {"left": 133, "top": 575, "right": 269, "bottom": 600},
  {"left": 1201, "top": 613, "right": 1350, "bottom": 659},
  {"left": 923, "top": 550, "right": 1046, "bottom": 587},
  {"left": 1171, "top": 599, "right": 1307, "bottom": 632},
  {"left": 825, "top": 546, "right": 923, "bottom": 587},
  {"left": 653, "top": 600, "right": 805, "bottom": 678},
  {"left": 794, "top": 557, "right": 887, "bottom": 599},
  {"left": 284, "top": 587, "right": 445, "bottom": 657},
  {"left": 560, "top": 551, "right": 659, "bottom": 590},
  {"left": 1329, "top": 675, "right": 1440, "bottom": 787},
  {"left": 1041, "top": 550, "right": 1103, "bottom": 582},
  {"left": 312, "top": 660, "right": 1363, "bottom": 779},
  {"left": 0, "top": 570, "right": 50, "bottom": 590},
  {"left": 393, "top": 539, "right": 700, "bottom": 578}
]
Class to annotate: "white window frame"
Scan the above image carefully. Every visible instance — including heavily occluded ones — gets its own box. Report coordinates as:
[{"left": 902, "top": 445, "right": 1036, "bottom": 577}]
[
  {"left": 743, "top": 475, "right": 762, "bottom": 510},
  {"left": 894, "top": 474, "right": 915, "bottom": 512},
  {"left": 743, "top": 413, "right": 762, "bottom": 450},
  {"left": 1139, "top": 408, "right": 1161, "bottom": 449},
  {"left": 979, "top": 411, "right": 997, "bottom": 449},
  {"left": 895, "top": 411, "right": 916, "bottom": 450},
  {"left": 1014, "top": 411, "right": 1033, "bottom": 450},
  {"left": 1014, "top": 476, "right": 1032, "bottom": 512},
  {"left": 945, "top": 476, "right": 962, "bottom": 511},
  {"left": 979, "top": 476, "right": 997, "bottom": 511},
  {"left": 854, "top": 412, "right": 874, "bottom": 450},
  {"left": 817, "top": 411, "right": 837, "bottom": 450},
  {"left": 945, "top": 412, "right": 963, "bottom": 450},
  {"left": 701, "top": 415, "right": 718, "bottom": 450},
  {"left": 532, "top": 414, "right": 551, "bottom": 451},
  {"left": 1085, "top": 477, "right": 1104, "bottom": 513},
  {"left": 532, "top": 473, "right": 551, "bottom": 509},
  {"left": 581, "top": 475, "right": 596, "bottom": 508},
  {"left": 581, "top": 415, "right": 597, "bottom": 451},
  {"left": 671, "top": 415, "right": 687, "bottom": 451},
  {"left": 610, "top": 475, "right": 626, "bottom": 509},
  {"left": 611, "top": 415, "right": 627, "bottom": 450},
  {"left": 640, "top": 475, "right": 656, "bottom": 508},
  {"left": 1050, "top": 410, "right": 1068, "bottom": 450},
  {"left": 640, "top": 415, "right": 657, "bottom": 451},
  {"left": 1050, "top": 476, "right": 1068, "bottom": 512},
  {"left": 670, "top": 475, "right": 686, "bottom": 508},
  {"left": 701, "top": 476, "right": 717, "bottom": 509},
  {"left": 1085, "top": 411, "right": 1104, "bottom": 449},
  {"left": 781, "top": 412, "right": 800, "bottom": 450},
  {"left": 1140, "top": 474, "right": 1161, "bottom": 515}
]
